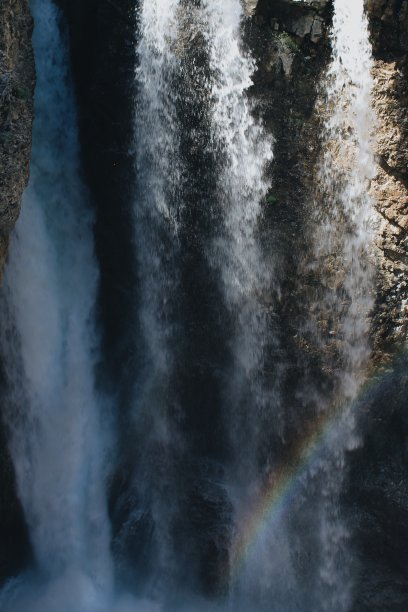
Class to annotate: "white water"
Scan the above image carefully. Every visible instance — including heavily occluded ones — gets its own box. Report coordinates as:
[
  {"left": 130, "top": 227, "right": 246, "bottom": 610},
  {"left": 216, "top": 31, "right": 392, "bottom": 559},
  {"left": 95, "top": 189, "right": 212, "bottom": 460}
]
[
  {"left": 310, "top": 1, "right": 376, "bottom": 609},
  {"left": 134, "top": 0, "right": 181, "bottom": 410},
  {"left": 204, "top": 0, "right": 273, "bottom": 414},
  {"left": 0, "top": 1, "right": 113, "bottom": 609},
  {"left": 314, "top": 0, "right": 376, "bottom": 388},
  {"left": 203, "top": 0, "right": 275, "bottom": 501},
  {"left": 200, "top": 3, "right": 293, "bottom": 608},
  {"left": 132, "top": 0, "right": 185, "bottom": 595},
  {"left": 134, "top": 0, "right": 277, "bottom": 602}
]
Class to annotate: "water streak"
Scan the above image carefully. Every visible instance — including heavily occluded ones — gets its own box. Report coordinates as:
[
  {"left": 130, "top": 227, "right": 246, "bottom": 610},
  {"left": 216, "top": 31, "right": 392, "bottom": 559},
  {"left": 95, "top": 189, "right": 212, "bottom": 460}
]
[
  {"left": 204, "top": 0, "right": 274, "bottom": 420},
  {"left": 132, "top": 0, "right": 185, "bottom": 595},
  {"left": 307, "top": 0, "right": 376, "bottom": 608}
]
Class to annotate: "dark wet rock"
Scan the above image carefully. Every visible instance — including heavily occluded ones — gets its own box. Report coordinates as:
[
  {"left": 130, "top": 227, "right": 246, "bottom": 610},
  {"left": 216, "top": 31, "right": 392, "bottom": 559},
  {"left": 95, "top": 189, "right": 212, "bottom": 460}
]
[{"left": 346, "top": 356, "right": 408, "bottom": 610}]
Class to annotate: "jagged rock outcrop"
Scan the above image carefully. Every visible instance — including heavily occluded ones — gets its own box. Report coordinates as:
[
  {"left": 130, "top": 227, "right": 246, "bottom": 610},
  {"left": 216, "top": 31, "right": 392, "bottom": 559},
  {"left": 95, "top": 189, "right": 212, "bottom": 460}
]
[
  {"left": 0, "top": 0, "right": 34, "bottom": 586},
  {"left": 256, "top": 0, "right": 328, "bottom": 42}
]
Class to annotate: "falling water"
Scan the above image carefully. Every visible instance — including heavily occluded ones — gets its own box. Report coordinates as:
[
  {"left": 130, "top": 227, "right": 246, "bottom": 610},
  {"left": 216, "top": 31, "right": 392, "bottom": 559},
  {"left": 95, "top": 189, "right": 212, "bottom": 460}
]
[
  {"left": 0, "top": 1, "right": 113, "bottom": 609},
  {"left": 314, "top": 0, "right": 376, "bottom": 391},
  {"left": 306, "top": 0, "right": 376, "bottom": 609},
  {"left": 201, "top": 2, "right": 293, "bottom": 608},
  {"left": 134, "top": 0, "right": 182, "bottom": 423},
  {"left": 131, "top": 0, "right": 185, "bottom": 595},
  {"left": 204, "top": 0, "right": 274, "bottom": 449}
]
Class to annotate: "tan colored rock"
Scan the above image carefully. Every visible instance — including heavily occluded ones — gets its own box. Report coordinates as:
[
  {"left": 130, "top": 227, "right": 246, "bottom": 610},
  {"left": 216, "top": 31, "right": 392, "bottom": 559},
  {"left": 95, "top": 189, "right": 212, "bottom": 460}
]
[
  {"left": 370, "top": 56, "right": 408, "bottom": 357},
  {"left": 243, "top": 0, "right": 258, "bottom": 17}
]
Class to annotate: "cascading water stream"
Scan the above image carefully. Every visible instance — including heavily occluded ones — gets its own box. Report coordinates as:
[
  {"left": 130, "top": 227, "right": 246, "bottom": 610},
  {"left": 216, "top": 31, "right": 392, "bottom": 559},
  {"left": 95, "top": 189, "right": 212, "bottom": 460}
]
[
  {"left": 204, "top": 0, "right": 275, "bottom": 466},
  {"left": 0, "top": 1, "right": 113, "bottom": 609},
  {"left": 131, "top": 0, "right": 185, "bottom": 594},
  {"left": 313, "top": 0, "right": 376, "bottom": 389},
  {"left": 201, "top": 2, "right": 297, "bottom": 608},
  {"left": 304, "top": 0, "right": 377, "bottom": 609}
]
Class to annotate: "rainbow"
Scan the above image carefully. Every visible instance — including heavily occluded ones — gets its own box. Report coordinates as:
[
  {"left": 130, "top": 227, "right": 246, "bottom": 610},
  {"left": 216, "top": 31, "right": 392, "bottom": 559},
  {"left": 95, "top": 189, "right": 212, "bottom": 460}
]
[{"left": 226, "top": 354, "right": 406, "bottom": 584}]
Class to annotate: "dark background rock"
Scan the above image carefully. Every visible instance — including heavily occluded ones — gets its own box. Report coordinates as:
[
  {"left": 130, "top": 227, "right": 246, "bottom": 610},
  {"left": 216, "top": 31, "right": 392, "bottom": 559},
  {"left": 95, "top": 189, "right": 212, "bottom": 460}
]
[
  {"left": 56, "top": 0, "right": 138, "bottom": 410},
  {"left": 346, "top": 355, "right": 408, "bottom": 610}
]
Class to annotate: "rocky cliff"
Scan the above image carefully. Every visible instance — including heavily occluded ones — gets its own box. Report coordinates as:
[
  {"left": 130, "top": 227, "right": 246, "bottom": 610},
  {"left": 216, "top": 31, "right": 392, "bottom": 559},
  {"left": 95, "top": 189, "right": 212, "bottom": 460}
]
[
  {"left": 245, "top": 0, "right": 407, "bottom": 360},
  {"left": 351, "top": 2, "right": 408, "bottom": 609},
  {"left": 0, "top": 0, "right": 34, "bottom": 586},
  {"left": 367, "top": 0, "right": 408, "bottom": 358}
]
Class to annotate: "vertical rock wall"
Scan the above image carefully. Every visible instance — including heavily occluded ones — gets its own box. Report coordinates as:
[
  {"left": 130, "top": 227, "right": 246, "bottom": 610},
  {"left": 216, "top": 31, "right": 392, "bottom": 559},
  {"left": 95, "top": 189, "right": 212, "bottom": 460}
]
[
  {"left": 0, "top": 0, "right": 35, "bottom": 586},
  {"left": 367, "top": 0, "right": 408, "bottom": 359},
  {"left": 346, "top": 3, "right": 408, "bottom": 610}
]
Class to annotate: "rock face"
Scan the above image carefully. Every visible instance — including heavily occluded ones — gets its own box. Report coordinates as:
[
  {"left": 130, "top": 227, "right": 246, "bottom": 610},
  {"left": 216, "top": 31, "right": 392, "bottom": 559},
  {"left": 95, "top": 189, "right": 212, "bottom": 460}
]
[
  {"left": 251, "top": 0, "right": 329, "bottom": 43},
  {"left": 367, "top": 1, "right": 408, "bottom": 359},
  {"left": 347, "top": 3, "right": 408, "bottom": 610},
  {"left": 0, "top": 0, "right": 34, "bottom": 276},
  {"left": 0, "top": 0, "right": 35, "bottom": 585}
]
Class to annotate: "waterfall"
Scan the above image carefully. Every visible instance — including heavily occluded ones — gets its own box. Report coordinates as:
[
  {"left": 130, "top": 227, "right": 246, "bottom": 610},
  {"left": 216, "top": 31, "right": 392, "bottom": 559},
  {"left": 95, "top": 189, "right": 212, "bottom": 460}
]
[
  {"left": 201, "top": 2, "right": 296, "bottom": 608},
  {"left": 0, "top": 0, "right": 381, "bottom": 609},
  {"left": 0, "top": 1, "right": 113, "bottom": 609}
]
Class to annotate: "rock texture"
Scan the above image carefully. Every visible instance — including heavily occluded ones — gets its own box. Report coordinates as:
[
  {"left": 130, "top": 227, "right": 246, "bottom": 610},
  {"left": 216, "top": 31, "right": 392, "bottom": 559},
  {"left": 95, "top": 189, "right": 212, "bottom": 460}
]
[
  {"left": 0, "top": 0, "right": 34, "bottom": 276},
  {"left": 0, "top": 0, "right": 34, "bottom": 586},
  {"left": 367, "top": 0, "right": 408, "bottom": 360},
  {"left": 348, "top": 3, "right": 408, "bottom": 610}
]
